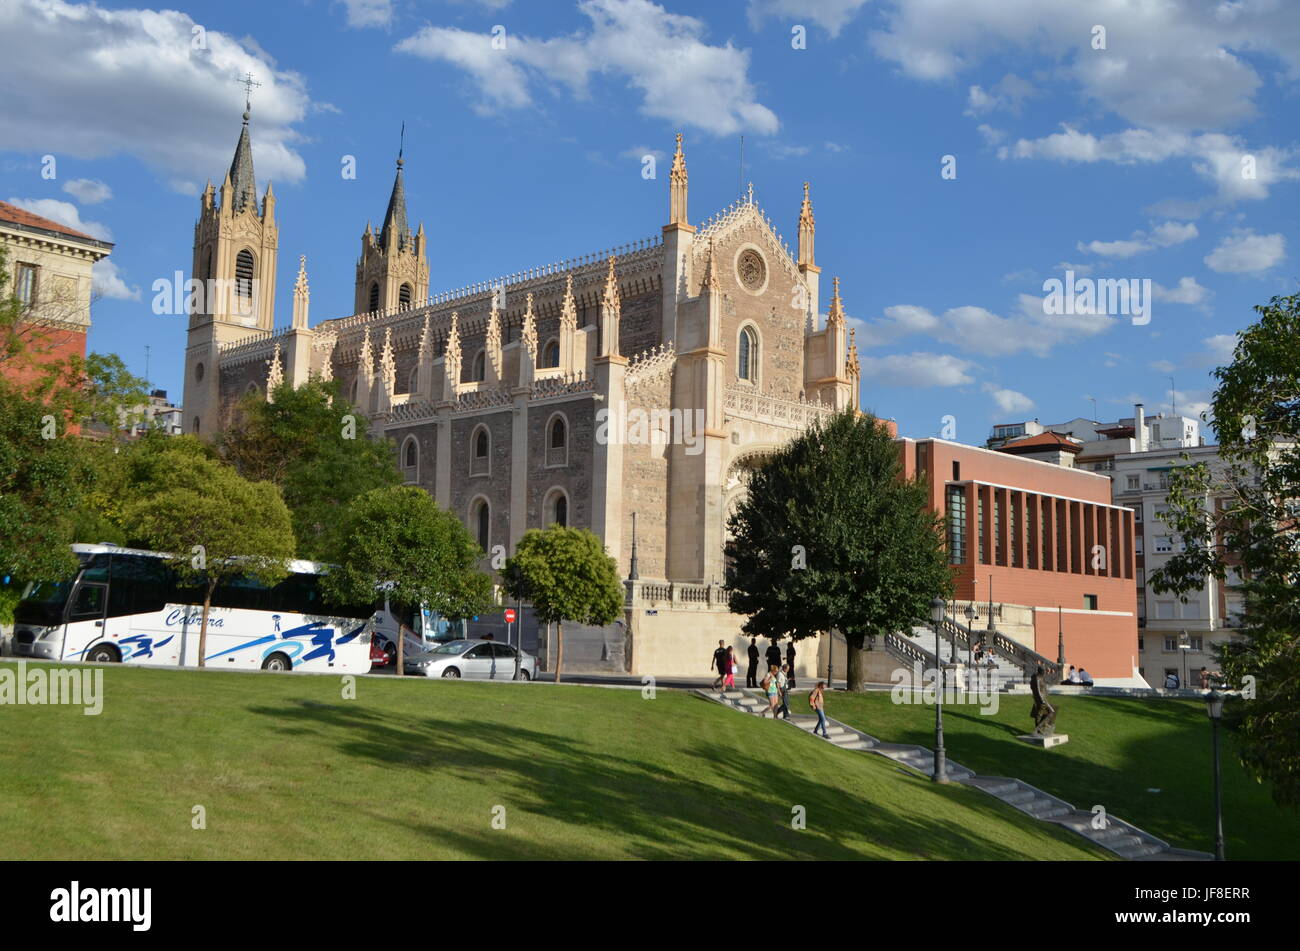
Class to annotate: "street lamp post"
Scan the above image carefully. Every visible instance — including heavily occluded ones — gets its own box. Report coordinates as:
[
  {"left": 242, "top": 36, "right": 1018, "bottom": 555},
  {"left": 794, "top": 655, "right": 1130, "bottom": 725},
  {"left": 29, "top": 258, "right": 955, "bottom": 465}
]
[
  {"left": 1178, "top": 630, "right": 1191, "bottom": 688},
  {"left": 1207, "top": 689, "right": 1226, "bottom": 861},
  {"left": 964, "top": 602, "right": 978, "bottom": 692},
  {"left": 930, "top": 598, "right": 948, "bottom": 784}
]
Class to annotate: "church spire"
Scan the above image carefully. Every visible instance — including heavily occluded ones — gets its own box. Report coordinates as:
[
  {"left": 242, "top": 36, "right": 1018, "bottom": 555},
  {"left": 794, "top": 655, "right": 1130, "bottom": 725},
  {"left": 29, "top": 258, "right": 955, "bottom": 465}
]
[
  {"left": 827, "top": 276, "right": 845, "bottom": 328},
  {"left": 669, "top": 131, "right": 689, "bottom": 228},
  {"left": 798, "top": 181, "right": 816, "bottom": 268},
  {"left": 227, "top": 103, "right": 258, "bottom": 216},
  {"left": 292, "top": 255, "right": 310, "bottom": 329},
  {"left": 380, "top": 127, "right": 410, "bottom": 252}
]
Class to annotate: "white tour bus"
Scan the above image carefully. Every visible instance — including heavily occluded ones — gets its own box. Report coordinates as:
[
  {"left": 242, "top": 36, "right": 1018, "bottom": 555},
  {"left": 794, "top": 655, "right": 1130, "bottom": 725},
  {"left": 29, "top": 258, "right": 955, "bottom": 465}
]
[{"left": 9, "top": 544, "right": 377, "bottom": 673}]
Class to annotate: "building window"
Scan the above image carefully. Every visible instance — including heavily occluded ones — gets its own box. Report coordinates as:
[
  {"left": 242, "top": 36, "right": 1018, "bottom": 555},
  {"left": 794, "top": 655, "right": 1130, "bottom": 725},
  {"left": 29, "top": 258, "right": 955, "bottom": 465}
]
[
  {"left": 471, "top": 498, "right": 490, "bottom": 550},
  {"left": 193, "top": 416, "right": 200, "bottom": 433},
  {"left": 993, "top": 494, "right": 1003, "bottom": 565},
  {"left": 1164, "top": 635, "right": 1178, "bottom": 651},
  {"left": 1084, "top": 594, "right": 1098, "bottom": 610},
  {"left": 544, "top": 489, "right": 569, "bottom": 528},
  {"left": 977, "top": 492, "right": 985, "bottom": 564},
  {"left": 472, "top": 350, "right": 486, "bottom": 383},
  {"left": 407, "top": 366, "right": 419, "bottom": 395},
  {"left": 1189, "top": 635, "right": 1204, "bottom": 651},
  {"left": 542, "top": 339, "right": 560, "bottom": 369},
  {"left": 13, "top": 263, "right": 36, "bottom": 307},
  {"left": 399, "top": 283, "right": 412, "bottom": 308},
  {"left": 471, "top": 425, "right": 490, "bottom": 476},
  {"left": 1138, "top": 635, "right": 1144, "bottom": 651},
  {"left": 946, "top": 486, "right": 966, "bottom": 565},
  {"left": 546, "top": 414, "right": 568, "bottom": 468},
  {"left": 194, "top": 362, "right": 205, "bottom": 383},
  {"left": 1153, "top": 536, "right": 1173, "bottom": 554},
  {"left": 1135, "top": 536, "right": 1144, "bottom": 555},
  {"left": 368, "top": 282, "right": 380, "bottom": 312},
  {"left": 738, "top": 326, "right": 757, "bottom": 381},
  {"left": 1009, "top": 493, "right": 1018, "bottom": 568},
  {"left": 1126, "top": 474, "right": 1139, "bottom": 491},
  {"left": 235, "top": 249, "right": 255, "bottom": 300},
  {"left": 401, "top": 437, "right": 419, "bottom": 483}
]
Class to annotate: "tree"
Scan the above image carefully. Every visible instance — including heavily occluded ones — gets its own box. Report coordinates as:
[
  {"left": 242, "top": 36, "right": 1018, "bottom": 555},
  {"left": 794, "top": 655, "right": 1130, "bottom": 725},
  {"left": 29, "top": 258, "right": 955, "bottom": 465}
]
[
  {"left": 219, "top": 379, "right": 401, "bottom": 560},
  {"left": 119, "top": 446, "right": 296, "bottom": 667},
  {"left": 321, "top": 486, "right": 495, "bottom": 676},
  {"left": 31, "top": 351, "right": 150, "bottom": 439},
  {"left": 0, "top": 382, "right": 87, "bottom": 623},
  {"left": 727, "top": 411, "right": 952, "bottom": 691},
  {"left": 503, "top": 526, "right": 624, "bottom": 683},
  {"left": 1150, "top": 291, "right": 1300, "bottom": 807}
]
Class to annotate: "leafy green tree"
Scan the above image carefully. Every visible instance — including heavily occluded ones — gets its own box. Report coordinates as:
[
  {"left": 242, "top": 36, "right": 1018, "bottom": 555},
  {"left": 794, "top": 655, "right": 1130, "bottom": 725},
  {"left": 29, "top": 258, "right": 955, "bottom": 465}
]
[
  {"left": 503, "top": 526, "right": 624, "bottom": 683},
  {"left": 219, "top": 379, "right": 401, "bottom": 559},
  {"left": 1150, "top": 292, "right": 1300, "bottom": 807},
  {"left": 120, "top": 447, "right": 296, "bottom": 666},
  {"left": 727, "top": 411, "right": 952, "bottom": 691},
  {"left": 32, "top": 351, "right": 150, "bottom": 439},
  {"left": 322, "top": 486, "right": 495, "bottom": 675},
  {"left": 0, "top": 383, "right": 88, "bottom": 622}
]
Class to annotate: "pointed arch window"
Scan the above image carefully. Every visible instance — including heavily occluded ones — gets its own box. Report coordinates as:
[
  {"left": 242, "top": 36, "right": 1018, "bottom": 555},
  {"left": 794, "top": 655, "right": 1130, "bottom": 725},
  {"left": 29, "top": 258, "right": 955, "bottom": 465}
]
[
  {"left": 235, "top": 249, "right": 255, "bottom": 300},
  {"left": 368, "top": 282, "right": 380, "bottom": 313},
  {"left": 472, "top": 350, "right": 487, "bottom": 383},
  {"left": 541, "top": 339, "right": 560, "bottom": 369},
  {"left": 471, "top": 498, "right": 491, "bottom": 550},
  {"left": 738, "top": 326, "right": 757, "bottom": 382},
  {"left": 399, "top": 283, "right": 412, "bottom": 308},
  {"left": 471, "top": 425, "right": 490, "bottom": 476},
  {"left": 401, "top": 436, "right": 419, "bottom": 483},
  {"left": 407, "top": 366, "right": 419, "bottom": 395},
  {"left": 546, "top": 413, "right": 568, "bottom": 468},
  {"left": 544, "top": 489, "right": 569, "bottom": 528}
]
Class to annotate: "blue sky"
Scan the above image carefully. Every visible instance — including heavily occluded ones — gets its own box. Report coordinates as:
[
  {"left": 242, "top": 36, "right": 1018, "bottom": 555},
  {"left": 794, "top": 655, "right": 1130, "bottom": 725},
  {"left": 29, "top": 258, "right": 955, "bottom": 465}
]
[{"left": 2, "top": 0, "right": 1297, "bottom": 443}]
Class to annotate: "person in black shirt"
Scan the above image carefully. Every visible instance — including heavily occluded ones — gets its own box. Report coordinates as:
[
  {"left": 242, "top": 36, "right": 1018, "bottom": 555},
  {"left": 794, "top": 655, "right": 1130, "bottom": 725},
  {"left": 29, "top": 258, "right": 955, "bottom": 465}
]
[
  {"left": 785, "top": 641, "right": 797, "bottom": 689},
  {"left": 711, "top": 640, "right": 729, "bottom": 689},
  {"left": 746, "top": 637, "right": 760, "bottom": 688},
  {"left": 765, "top": 640, "right": 782, "bottom": 671}
]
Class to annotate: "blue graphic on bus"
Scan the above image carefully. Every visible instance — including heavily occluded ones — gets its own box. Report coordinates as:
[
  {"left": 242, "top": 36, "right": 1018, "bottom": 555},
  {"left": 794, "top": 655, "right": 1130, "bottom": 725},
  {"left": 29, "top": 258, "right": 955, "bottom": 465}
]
[{"left": 119, "top": 633, "right": 174, "bottom": 660}]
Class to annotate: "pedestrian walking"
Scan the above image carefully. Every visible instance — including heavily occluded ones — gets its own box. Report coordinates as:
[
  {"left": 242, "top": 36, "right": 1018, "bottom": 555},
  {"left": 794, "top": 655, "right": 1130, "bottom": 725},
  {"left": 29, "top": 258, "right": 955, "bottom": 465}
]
[
  {"left": 809, "top": 681, "right": 830, "bottom": 738},
  {"left": 724, "top": 646, "right": 738, "bottom": 690},
  {"left": 761, "top": 664, "right": 780, "bottom": 717},
  {"left": 785, "top": 641, "right": 797, "bottom": 689},
  {"left": 777, "top": 663, "right": 791, "bottom": 720},
  {"left": 711, "top": 639, "right": 728, "bottom": 690},
  {"left": 746, "top": 637, "right": 760, "bottom": 688}
]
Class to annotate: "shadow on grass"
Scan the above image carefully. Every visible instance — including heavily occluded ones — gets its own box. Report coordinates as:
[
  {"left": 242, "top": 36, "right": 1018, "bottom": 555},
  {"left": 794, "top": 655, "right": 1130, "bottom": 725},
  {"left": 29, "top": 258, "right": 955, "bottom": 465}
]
[{"left": 244, "top": 698, "right": 1097, "bottom": 860}]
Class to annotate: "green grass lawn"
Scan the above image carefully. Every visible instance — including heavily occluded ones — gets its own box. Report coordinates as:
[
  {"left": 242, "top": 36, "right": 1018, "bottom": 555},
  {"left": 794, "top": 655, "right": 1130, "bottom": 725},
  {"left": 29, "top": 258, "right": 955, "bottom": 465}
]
[
  {"left": 0, "top": 661, "right": 1107, "bottom": 860},
  {"left": 825, "top": 690, "right": 1299, "bottom": 861}
]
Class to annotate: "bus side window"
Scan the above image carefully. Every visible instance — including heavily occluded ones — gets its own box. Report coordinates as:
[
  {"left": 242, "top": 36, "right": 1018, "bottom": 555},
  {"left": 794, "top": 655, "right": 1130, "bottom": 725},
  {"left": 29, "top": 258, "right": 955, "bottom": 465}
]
[
  {"left": 69, "top": 584, "right": 106, "bottom": 621},
  {"left": 80, "top": 554, "right": 111, "bottom": 584},
  {"left": 107, "top": 555, "right": 172, "bottom": 618}
]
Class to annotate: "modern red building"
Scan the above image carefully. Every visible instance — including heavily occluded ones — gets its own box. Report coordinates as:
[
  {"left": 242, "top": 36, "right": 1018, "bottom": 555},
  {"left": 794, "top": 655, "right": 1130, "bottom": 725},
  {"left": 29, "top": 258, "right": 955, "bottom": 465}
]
[{"left": 899, "top": 437, "right": 1140, "bottom": 683}]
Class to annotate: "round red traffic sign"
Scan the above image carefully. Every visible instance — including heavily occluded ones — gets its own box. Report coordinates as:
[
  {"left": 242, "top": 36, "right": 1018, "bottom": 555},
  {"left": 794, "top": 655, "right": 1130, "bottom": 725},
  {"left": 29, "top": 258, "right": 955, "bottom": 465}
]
[{"left": 504, "top": 609, "right": 516, "bottom": 623}]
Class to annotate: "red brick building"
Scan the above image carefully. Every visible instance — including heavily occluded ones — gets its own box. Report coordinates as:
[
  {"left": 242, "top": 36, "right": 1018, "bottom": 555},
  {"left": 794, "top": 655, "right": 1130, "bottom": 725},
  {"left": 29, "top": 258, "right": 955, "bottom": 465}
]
[{"left": 900, "top": 437, "right": 1140, "bottom": 683}]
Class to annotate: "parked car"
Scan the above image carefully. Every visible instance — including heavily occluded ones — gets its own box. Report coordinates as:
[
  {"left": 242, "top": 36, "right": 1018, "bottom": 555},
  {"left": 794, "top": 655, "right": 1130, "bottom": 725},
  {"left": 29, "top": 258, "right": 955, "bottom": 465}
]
[
  {"left": 405, "top": 639, "right": 536, "bottom": 681},
  {"left": 369, "top": 637, "right": 389, "bottom": 668}
]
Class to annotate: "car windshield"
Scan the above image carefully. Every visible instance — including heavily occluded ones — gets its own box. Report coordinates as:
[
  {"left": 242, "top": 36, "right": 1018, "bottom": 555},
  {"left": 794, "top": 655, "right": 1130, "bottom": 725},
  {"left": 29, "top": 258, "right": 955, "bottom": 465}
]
[{"left": 429, "top": 640, "right": 475, "bottom": 655}]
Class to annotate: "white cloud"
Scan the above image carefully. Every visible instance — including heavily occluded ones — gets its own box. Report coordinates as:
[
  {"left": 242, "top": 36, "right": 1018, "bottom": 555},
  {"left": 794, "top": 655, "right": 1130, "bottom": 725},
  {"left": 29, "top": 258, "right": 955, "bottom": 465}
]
[
  {"left": 621, "top": 145, "right": 666, "bottom": 162},
  {"left": 1076, "top": 221, "right": 1198, "bottom": 258},
  {"left": 1202, "top": 334, "right": 1238, "bottom": 364},
  {"left": 6, "top": 197, "right": 112, "bottom": 241},
  {"left": 92, "top": 258, "right": 140, "bottom": 301},
  {"left": 1204, "top": 230, "right": 1286, "bottom": 273},
  {"left": 338, "top": 0, "right": 392, "bottom": 28},
  {"left": 61, "top": 178, "right": 112, "bottom": 205},
  {"left": 1149, "top": 360, "right": 1176, "bottom": 374},
  {"left": 858, "top": 295, "right": 1115, "bottom": 359},
  {"left": 963, "top": 73, "right": 1035, "bottom": 116},
  {"left": 0, "top": 1, "right": 311, "bottom": 187},
  {"left": 1153, "top": 277, "right": 1211, "bottom": 306},
  {"left": 397, "top": 0, "right": 779, "bottom": 136},
  {"left": 746, "top": 0, "right": 870, "bottom": 37},
  {"left": 982, "top": 382, "right": 1034, "bottom": 414},
  {"left": 858, "top": 351, "right": 976, "bottom": 387}
]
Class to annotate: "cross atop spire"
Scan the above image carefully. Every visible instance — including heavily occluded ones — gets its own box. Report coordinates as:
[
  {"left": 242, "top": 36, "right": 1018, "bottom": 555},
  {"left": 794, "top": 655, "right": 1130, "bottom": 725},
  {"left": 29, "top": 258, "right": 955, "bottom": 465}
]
[
  {"left": 381, "top": 127, "right": 411, "bottom": 252},
  {"left": 237, "top": 72, "right": 261, "bottom": 118}
]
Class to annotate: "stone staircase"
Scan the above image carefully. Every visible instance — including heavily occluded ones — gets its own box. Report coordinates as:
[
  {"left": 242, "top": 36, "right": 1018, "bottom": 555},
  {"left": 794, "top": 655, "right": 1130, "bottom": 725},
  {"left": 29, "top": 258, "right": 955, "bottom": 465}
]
[
  {"left": 697, "top": 687, "right": 1211, "bottom": 862},
  {"left": 898, "top": 625, "right": 1027, "bottom": 691}
]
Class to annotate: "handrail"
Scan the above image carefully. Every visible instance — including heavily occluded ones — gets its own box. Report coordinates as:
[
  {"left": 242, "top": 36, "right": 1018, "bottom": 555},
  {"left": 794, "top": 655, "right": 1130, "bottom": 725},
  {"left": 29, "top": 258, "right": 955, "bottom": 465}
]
[{"left": 936, "top": 615, "right": 1061, "bottom": 682}]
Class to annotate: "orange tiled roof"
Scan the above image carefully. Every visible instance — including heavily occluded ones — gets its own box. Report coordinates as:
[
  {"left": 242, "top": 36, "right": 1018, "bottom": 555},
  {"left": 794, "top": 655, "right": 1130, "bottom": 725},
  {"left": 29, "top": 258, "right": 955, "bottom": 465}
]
[
  {"left": 0, "top": 199, "right": 112, "bottom": 246},
  {"left": 999, "top": 431, "right": 1083, "bottom": 454}
]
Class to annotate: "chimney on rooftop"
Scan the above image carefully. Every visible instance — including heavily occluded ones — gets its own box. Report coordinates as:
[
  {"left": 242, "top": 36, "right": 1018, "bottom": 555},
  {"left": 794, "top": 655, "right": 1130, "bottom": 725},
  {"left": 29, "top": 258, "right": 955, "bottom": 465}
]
[{"left": 1135, "top": 403, "right": 1147, "bottom": 453}]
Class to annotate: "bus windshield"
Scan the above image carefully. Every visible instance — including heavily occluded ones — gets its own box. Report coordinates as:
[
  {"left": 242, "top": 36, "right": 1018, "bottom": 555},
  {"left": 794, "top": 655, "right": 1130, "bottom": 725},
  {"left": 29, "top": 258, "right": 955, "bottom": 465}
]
[{"left": 13, "top": 579, "right": 76, "bottom": 627}]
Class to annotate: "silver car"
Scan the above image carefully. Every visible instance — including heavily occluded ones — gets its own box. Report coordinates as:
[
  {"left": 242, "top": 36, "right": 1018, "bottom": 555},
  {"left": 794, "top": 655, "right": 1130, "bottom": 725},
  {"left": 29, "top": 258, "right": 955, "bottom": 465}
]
[{"left": 405, "top": 639, "right": 537, "bottom": 681}]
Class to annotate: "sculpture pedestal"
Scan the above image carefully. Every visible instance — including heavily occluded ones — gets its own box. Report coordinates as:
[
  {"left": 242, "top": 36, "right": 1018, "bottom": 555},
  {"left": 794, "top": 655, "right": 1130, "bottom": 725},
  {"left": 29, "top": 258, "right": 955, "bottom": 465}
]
[{"left": 1017, "top": 734, "right": 1069, "bottom": 748}]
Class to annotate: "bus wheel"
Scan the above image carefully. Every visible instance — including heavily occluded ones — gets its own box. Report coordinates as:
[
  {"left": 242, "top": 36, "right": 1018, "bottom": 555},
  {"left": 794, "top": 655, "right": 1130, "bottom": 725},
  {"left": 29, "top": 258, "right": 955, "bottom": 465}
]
[
  {"left": 86, "top": 644, "right": 120, "bottom": 664},
  {"left": 515, "top": 669, "right": 530, "bottom": 682},
  {"left": 441, "top": 667, "right": 461, "bottom": 679},
  {"left": 261, "top": 653, "right": 292, "bottom": 672}
]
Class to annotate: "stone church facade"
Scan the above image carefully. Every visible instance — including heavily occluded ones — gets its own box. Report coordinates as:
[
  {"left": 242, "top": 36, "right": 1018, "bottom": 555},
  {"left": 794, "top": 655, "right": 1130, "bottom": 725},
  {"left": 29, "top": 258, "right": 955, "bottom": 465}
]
[{"left": 183, "top": 117, "right": 863, "bottom": 677}]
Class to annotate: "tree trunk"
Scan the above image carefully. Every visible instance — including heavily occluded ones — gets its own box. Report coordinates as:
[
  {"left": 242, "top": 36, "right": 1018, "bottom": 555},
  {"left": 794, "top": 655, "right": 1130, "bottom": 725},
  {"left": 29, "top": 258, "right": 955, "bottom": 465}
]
[
  {"left": 394, "top": 600, "right": 404, "bottom": 678},
  {"left": 555, "top": 619, "right": 564, "bottom": 684},
  {"left": 198, "top": 582, "right": 215, "bottom": 668},
  {"left": 845, "top": 630, "right": 868, "bottom": 691}
]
